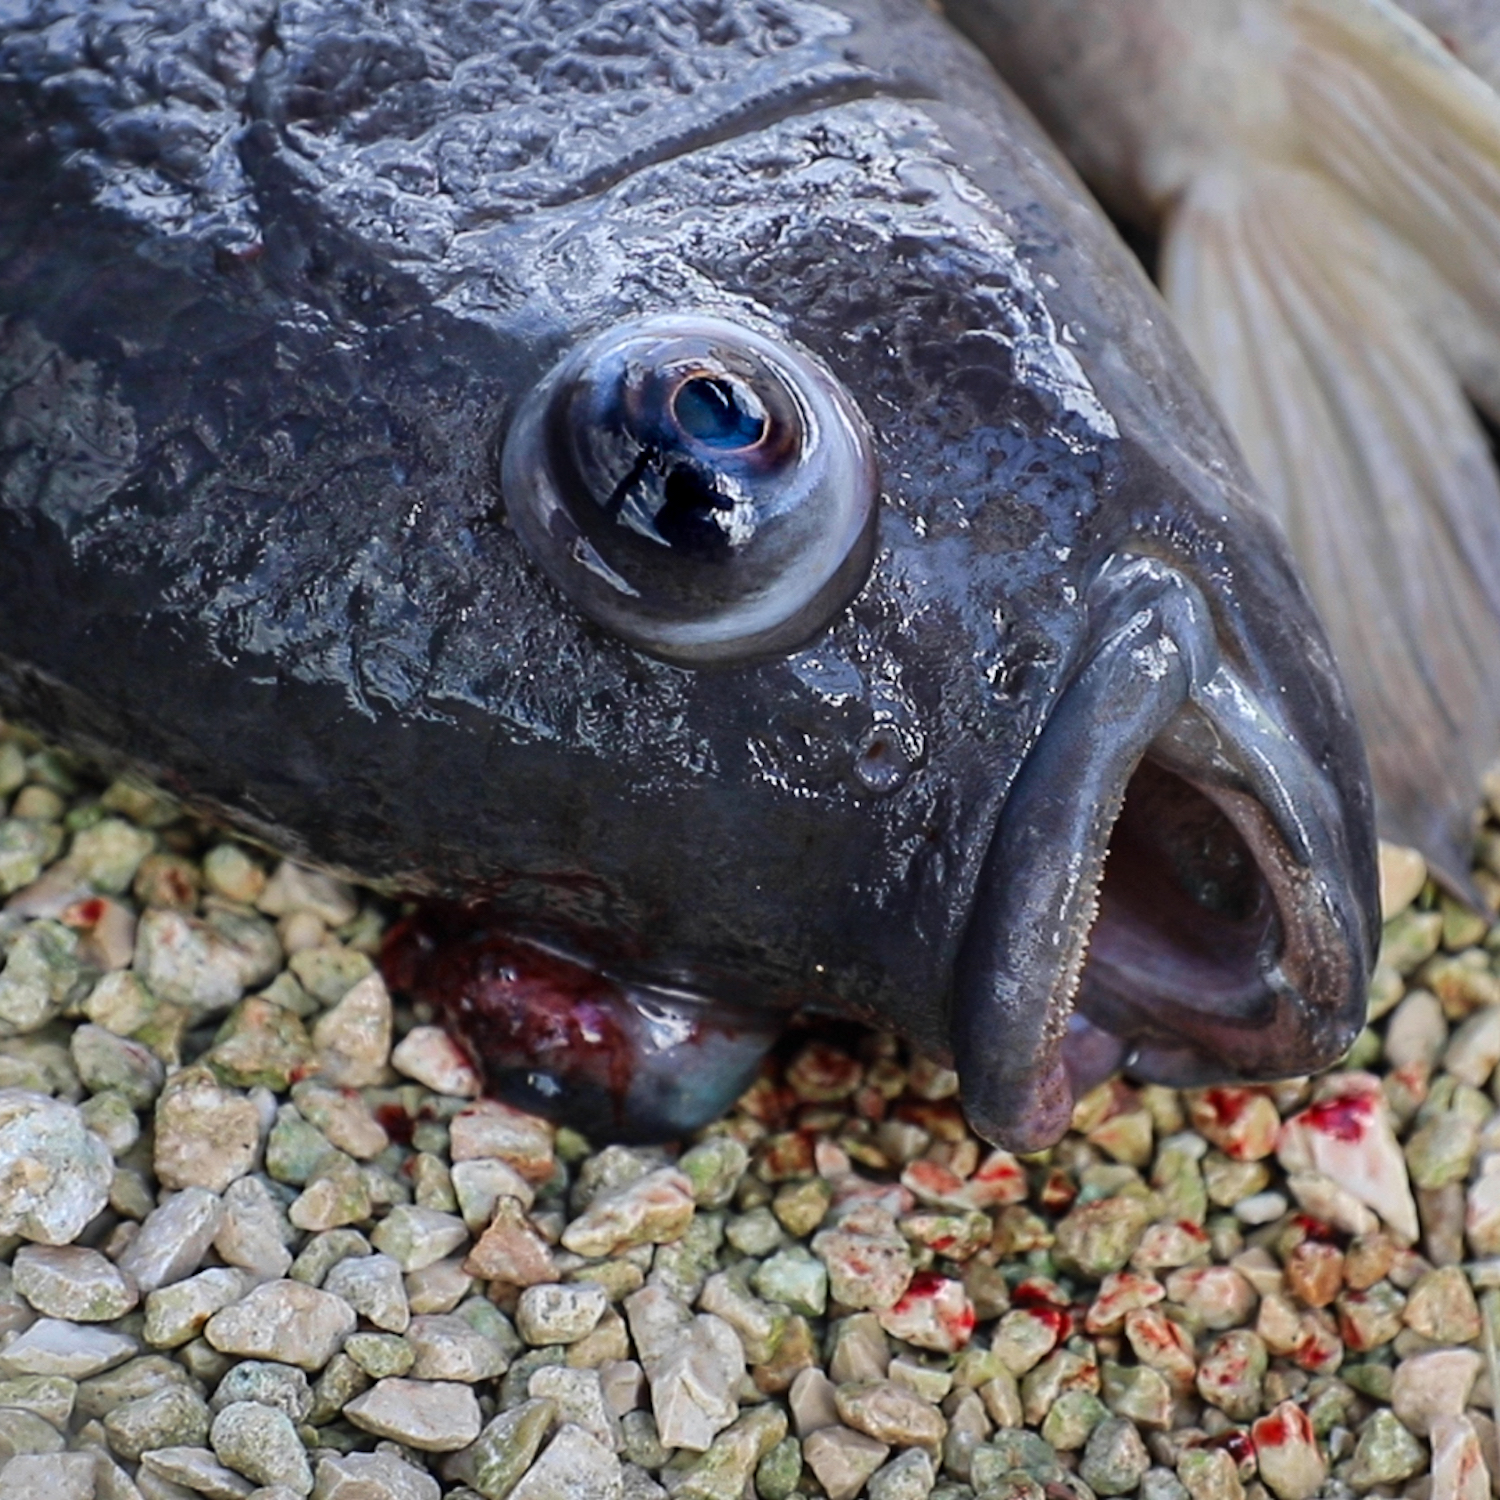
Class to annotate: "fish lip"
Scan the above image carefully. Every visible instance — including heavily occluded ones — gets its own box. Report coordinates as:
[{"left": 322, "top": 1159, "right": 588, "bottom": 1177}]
[{"left": 951, "top": 554, "right": 1375, "bottom": 1153}]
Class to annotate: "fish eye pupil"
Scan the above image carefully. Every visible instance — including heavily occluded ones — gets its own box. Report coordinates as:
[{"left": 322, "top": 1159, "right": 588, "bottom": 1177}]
[{"left": 672, "top": 375, "right": 765, "bottom": 449}]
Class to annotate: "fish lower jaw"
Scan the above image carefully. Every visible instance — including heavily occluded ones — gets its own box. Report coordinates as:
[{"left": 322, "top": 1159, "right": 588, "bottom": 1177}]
[{"left": 951, "top": 556, "right": 1374, "bottom": 1154}]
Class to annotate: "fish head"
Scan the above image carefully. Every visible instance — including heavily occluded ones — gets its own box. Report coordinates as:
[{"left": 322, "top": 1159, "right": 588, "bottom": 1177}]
[{"left": 0, "top": 0, "right": 1379, "bottom": 1146}]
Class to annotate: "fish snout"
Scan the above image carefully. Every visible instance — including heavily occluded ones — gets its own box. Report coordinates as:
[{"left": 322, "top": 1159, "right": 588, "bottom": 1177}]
[{"left": 954, "top": 554, "right": 1377, "bottom": 1152}]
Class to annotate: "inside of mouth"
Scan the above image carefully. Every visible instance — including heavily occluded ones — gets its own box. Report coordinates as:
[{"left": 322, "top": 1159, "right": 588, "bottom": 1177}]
[{"left": 1063, "top": 756, "right": 1285, "bottom": 1095}]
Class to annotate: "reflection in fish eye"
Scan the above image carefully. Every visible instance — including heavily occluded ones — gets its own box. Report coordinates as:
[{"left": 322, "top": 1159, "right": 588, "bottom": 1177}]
[{"left": 501, "top": 314, "right": 879, "bottom": 665}]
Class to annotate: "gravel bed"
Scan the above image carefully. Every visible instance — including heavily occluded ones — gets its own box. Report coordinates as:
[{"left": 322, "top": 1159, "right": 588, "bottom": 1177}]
[{"left": 1, "top": 719, "right": 1500, "bottom": 1500}]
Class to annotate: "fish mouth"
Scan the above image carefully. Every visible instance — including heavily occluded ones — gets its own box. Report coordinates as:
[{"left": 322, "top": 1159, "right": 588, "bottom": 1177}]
[{"left": 953, "top": 554, "right": 1374, "bottom": 1153}]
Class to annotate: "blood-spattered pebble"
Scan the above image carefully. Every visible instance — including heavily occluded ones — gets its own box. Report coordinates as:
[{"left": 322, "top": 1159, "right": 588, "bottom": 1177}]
[
  {"left": 961, "top": 1148, "right": 1029, "bottom": 1209},
  {"left": 1251, "top": 1400, "right": 1327, "bottom": 1500},
  {"left": 1283, "top": 1240, "right": 1344, "bottom": 1308},
  {"left": 1188, "top": 1088, "right": 1281, "bottom": 1161},
  {"left": 1086, "top": 1271, "right": 1166, "bottom": 1336},
  {"left": 1123, "top": 1308, "right": 1197, "bottom": 1393},
  {"left": 1277, "top": 1074, "right": 1419, "bottom": 1242},
  {"left": 876, "top": 1271, "right": 975, "bottom": 1352}
]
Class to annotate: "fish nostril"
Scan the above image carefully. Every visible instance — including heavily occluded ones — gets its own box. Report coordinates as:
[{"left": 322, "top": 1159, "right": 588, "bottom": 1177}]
[{"left": 854, "top": 729, "right": 910, "bottom": 793}]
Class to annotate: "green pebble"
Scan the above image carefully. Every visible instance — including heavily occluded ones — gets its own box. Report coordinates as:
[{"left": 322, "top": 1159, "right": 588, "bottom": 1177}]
[
  {"left": 680, "top": 1136, "right": 750, "bottom": 1208},
  {"left": 1041, "top": 1390, "right": 1108, "bottom": 1452},
  {"left": 67, "top": 817, "right": 155, "bottom": 894},
  {"left": 345, "top": 1332, "right": 414, "bottom": 1379},
  {"left": 755, "top": 1436, "right": 804, "bottom": 1500}
]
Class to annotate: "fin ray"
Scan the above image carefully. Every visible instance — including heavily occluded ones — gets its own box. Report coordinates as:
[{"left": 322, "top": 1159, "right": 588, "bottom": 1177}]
[{"left": 1162, "top": 162, "right": 1500, "bottom": 886}]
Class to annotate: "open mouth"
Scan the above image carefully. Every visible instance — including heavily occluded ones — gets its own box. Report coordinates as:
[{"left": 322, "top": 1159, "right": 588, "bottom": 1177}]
[{"left": 952, "top": 555, "right": 1373, "bottom": 1152}]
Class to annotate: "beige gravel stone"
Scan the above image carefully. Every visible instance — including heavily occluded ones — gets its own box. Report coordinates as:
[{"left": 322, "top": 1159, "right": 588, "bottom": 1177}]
[
  {"left": 803, "top": 1425, "right": 890, "bottom": 1500},
  {"left": 1391, "top": 1347, "right": 1482, "bottom": 1436},
  {"left": 154, "top": 1067, "right": 261, "bottom": 1193},
  {"left": 342, "top": 1377, "right": 482, "bottom": 1451},
  {"left": 204, "top": 1280, "right": 357, "bottom": 1371},
  {"left": 12, "top": 1244, "right": 137, "bottom": 1322},
  {"left": 309, "top": 972, "right": 392, "bottom": 1089},
  {"left": 509, "top": 1424, "right": 622, "bottom": 1500},
  {"left": 391, "top": 1026, "right": 482, "bottom": 1098},
  {"left": 1431, "top": 1414, "right": 1491, "bottom": 1500},
  {"left": 0, "top": 1090, "right": 113, "bottom": 1246}
]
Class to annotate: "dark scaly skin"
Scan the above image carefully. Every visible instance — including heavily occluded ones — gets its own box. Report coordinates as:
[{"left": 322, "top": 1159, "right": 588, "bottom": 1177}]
[{"left": 0, "top": 0, "right": 1379, "bottom": 1145}]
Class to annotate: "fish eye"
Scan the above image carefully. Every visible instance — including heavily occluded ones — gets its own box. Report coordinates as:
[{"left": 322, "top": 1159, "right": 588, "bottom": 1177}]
[{"left": 500, "top": 314, "right": 879, "bottom": 664}]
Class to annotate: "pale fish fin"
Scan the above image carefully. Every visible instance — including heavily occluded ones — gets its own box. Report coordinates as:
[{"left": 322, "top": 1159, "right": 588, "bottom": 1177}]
[
  {"left": 1161, "top": 162, "right": 1500, "bottom": 890},
  {"left": 1289, "top": 0, "right": 1500, "bottom": 331}
]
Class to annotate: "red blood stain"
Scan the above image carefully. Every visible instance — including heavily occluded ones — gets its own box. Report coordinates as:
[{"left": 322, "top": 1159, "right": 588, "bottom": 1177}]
[
  {"left": 1200, "top": 1087, "right": 1249, "bottom": 1125},
  {"left": 1290, "top": 1214, "right": 1340, "bottom": 1244},
  {"left": 1012, "top": 1278, "right": 1069, "bottom": 1309},
  {"left": 1298, "top": 1092, "right": 1372, "bottom": 1143},
  {"left": 64, "top": 897, "right": 107, "bottom": 927},
  {"left": 1208, "top": 1430, "right": 1256, "bottom": 1466},
  {"left": 375, "top": 1103, "right": 414, "bottom": 1146}
]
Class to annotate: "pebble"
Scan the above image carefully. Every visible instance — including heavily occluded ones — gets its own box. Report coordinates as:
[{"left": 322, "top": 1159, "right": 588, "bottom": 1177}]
[
  {"left": 877, "top": 1272, "right": 974, "bottom": 1353},
  {"left": 313, "top": 1452, "right": 441, "bottom": 1500},
  {"left": 103, "top": 1383, "right": 212, "bottom": 1460},
  {"left": 204, "top": 1280, "right": 357, "bottom": 1370},
  {"left": 0, "top": 1090, "right": 112, "bottom": 1245},
  {"left": 625, "top": 1289, "right": 742, "bottom": 1452},
  {"left": 508, "top": 1423, "right": 623, "bottom": 1500},
  {"left": 407, "top": 1312, "right": 509, "bottom": 1383},
  {"left": 449, "top": 1100, "right": 555, "bottom": 1182},
  {"left": 0, "top": 1453, "right": 97, "bottom": 1500},
  {"left": 1390, "top": 1347, "right": 1481, "bottom": 1435},
  {"left": 153, "top": 1067, "right": 262, "bottom": 1193},
  {"left": 803, "top": 1425, "right": 891, "bottom": 1500},
  {"left": 210, "top": 1361, "right": 312, "bottom": 1422},
  {"left": 133, "top": 907, "right": 278, "bottom": 1016},
  {"left": 463, "top": 1196, "right": 557, "bottom": 1285},
  {"left": 119, "top": 1187, "right": 225, "bottom": 1293},
  {"left": 669, "top": 1404, "right": 786, "bottom": 1500},
  {"left": 343, "top": 1376, "right": 483, "bottom": 1451},
  {"left": 309, "top": 972, "right": 392, "bottom": 1089},
  {"left": 561, "top": 1168, "right": 696, "bottom": 1257},
  {"left": 12, "top": 1244, "right": 136, "bottom": 1322},
  {"left": 1430, "top": 1414, "right": 1491, "bottom": 1500},
  {"left": 812, "top": 1215, "right": 914, "bottom": 1311},
  {"left": 324, "top": 1254, "right": 409, "bottom": 1334},
  {"left": 390, "top": 1026, "right": 482, "bottom": 1097},
  {"left": 868, "top": 1448, "right": 936, "bottom": 1500},
  {"left": 1346, "top": 1407, "right": 1426, "bottom": 1486},
  {"left": 210, "top": 1402, "right": 313, "bottom": 1495},
  {"left": 834, "top": 1379, "right": 947, "bottom": 1453},
  {"left": 255, "top": 862, "right": 358, "bottom": 928},
  {"left": 517, "top": 1281, "right": 609, "bottom": 1345},
  {"left": 143, "top": 1268, "right": 250, "bottom": 1348},
  {"left": 1080, "top": 1415, "right": 1152, "bottom": 1496},
  {"left": 138, "top": 1446, "right": 256, "bottom": 1499},
  {"left": 369, "top": 1206, "right": 468, "bottom": 1272},
  {"left": 443, "top": 1398, "right": 555, "bottom": 1498},
  {"left": 1277, "top": 1074, "right": 1420, "bottom": 1242},
  {"left": 1250, "top": 1400, "right": 1326, "bottom": 1500},
  {"left": 0, "top": 1317, "right": 137, "bottom": 1378}
]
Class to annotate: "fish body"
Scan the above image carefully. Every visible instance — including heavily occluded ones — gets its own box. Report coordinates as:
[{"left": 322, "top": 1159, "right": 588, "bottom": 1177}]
[
  {"left": 948, "top": 0, "right": 1500, "bottom": 889},
  {"left": 0, "top": 0, "right": 1377, "bottom": 1146}
]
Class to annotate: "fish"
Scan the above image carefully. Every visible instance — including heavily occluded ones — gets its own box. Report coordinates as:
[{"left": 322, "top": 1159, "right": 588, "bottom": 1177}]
[
  {"left": 945, "top": 0, "right": 1500, "bottom": 895},
  {"left": 0, "top": 0, "right": 1378, "bottom": 1150}
]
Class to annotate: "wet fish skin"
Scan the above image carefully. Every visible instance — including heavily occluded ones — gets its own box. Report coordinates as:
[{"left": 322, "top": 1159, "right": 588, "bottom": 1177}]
[
  {"left": 946, "top": 0, "right": 1500, "bottom": 892},
  {"left": 0, "top": 0, "right": 1377, "bottom": 1145}
]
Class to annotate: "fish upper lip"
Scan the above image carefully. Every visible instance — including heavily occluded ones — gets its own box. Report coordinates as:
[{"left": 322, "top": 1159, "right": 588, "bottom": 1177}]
[{"left": 951, "top": 553, "right": 1375, "bottom": 1153}]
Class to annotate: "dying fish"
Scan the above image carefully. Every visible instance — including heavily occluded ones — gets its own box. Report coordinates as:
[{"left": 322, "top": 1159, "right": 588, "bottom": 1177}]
[
  {"left": 0, "top": 0, "right": 1377, "bottom": 1149},
  {"left": 947, "top": 0, "right": 1500, "bottom": 895}
]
